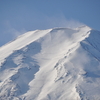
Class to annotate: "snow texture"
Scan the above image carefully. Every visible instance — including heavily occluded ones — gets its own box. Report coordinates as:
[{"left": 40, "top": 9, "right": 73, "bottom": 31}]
[{"left": 0, "top": 26, "right": 100, "bottom": 100}]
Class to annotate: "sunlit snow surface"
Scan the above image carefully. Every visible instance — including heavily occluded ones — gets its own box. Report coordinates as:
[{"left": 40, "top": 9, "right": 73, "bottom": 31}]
[{"left": 0, "top": 26, "right": 100, "bottom": 100}]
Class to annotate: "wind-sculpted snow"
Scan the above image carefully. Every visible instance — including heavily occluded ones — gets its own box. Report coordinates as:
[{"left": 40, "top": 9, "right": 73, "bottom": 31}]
[
  {"left": 0, "top": 41, "right": 41, "bottom": 100},
  {"left": 0, "top": 26, "right": 100, "bottom": 100}
]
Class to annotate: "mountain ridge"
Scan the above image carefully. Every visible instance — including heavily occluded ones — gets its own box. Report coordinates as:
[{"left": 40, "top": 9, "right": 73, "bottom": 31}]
[{"left": 0, "top": 25, "right": 100, "bottom": 100}]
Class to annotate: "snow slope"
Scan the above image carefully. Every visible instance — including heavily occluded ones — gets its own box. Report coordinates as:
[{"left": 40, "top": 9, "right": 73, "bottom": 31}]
[{"left": 0, "top": 26, "right": 100, "bottom": 100}]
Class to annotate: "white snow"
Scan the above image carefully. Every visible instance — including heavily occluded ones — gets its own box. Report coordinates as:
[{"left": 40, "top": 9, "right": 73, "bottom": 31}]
[{"left": 0, "top": 25, "right": 100, "bottom": 100}]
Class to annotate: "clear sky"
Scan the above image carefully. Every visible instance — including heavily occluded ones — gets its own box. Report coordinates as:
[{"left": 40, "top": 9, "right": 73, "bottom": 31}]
[{"left": 0, "top": 0, "right": 100, "bottom": 47}]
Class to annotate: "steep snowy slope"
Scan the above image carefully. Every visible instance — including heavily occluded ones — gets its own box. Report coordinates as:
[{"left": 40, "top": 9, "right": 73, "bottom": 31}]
[{"left": 0, "top": 26, "right": 100, "bottom": 100}]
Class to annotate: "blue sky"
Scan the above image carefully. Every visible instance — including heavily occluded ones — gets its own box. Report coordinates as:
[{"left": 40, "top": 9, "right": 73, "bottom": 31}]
[{"left": 0, "top": 0, "right": 100, "bottom": 46}]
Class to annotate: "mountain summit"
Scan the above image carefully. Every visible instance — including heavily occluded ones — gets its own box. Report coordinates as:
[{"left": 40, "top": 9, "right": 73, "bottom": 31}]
[{"left": 0, "top": 26, "right": 100, "bottom": 100}]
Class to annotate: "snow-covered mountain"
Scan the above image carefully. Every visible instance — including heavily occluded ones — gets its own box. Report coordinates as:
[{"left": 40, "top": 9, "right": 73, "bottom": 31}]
[{"left": 0, "top": 26, "right": 100, "bottom": 100}]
